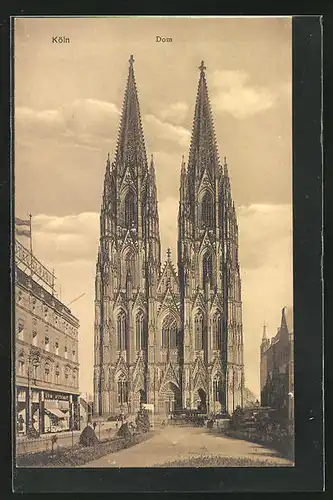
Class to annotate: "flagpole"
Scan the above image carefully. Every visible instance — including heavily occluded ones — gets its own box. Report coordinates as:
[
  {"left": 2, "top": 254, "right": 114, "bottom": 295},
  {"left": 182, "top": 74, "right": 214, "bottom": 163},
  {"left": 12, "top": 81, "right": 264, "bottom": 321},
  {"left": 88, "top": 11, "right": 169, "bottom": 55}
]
[
  {"left": 28, "top": 213, "right": 33, "bottom": 255},
  {"left": 28, "top": 213, "right": 33, "bottom": 277}
]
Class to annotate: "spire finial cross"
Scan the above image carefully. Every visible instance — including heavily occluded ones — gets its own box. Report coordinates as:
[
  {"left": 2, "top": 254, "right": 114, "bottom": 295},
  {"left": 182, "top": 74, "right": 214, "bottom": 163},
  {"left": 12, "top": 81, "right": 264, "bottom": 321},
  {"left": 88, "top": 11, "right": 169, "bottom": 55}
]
[
  {"left": 199, "top": 60, "right": 206, "bottom": 73},
  {"left": 129, "top": 54, "right": 135, "bottom": 66}
]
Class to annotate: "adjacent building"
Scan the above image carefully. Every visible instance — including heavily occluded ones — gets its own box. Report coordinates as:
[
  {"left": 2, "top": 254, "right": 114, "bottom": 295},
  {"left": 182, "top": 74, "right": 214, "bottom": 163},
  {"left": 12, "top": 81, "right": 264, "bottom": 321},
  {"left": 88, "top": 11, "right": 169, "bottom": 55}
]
[
  {"left": 15, "top": 240, "right": 80, "bottom": 435},
  {"left": 260, "top": 306, "right": 294, "bottom": 422},
  {"left": 94, "top": 56, "right": 245, "bottom": 417}
]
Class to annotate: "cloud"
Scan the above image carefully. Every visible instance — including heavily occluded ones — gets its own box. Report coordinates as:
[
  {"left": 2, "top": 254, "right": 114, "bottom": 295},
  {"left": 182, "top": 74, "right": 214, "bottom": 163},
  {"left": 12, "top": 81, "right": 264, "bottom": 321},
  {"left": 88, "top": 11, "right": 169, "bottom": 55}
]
[
  {"left": 20, "top": 212, "right": 100, "bottom": 265},
  {"left": 237, "top": 203, "right": 293, "bottom": 270},
  {"left": 158, "top": 101, "right": 189, "bottom": 124},
  {"left": 158, "top": 196, "right": 179, "bottom": 260},
  {"left": 144, "top": 114, "right": 191, "bottom": 151},
  {"left": 15, "top": 99, "right": 120, "bottom": 148},
  {"left": 211, "top": 70, "right": 277, "bottom": 119},
  {"left": 16, "top": 100, "right": 192, "bottom": 154}
]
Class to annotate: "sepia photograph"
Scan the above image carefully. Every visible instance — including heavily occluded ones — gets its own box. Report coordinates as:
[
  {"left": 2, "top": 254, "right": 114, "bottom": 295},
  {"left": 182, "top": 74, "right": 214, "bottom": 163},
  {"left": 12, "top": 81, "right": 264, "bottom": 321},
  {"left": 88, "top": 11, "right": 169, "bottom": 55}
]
[{"left": 13, "top": 16, "right": 295, "bottom": 471}]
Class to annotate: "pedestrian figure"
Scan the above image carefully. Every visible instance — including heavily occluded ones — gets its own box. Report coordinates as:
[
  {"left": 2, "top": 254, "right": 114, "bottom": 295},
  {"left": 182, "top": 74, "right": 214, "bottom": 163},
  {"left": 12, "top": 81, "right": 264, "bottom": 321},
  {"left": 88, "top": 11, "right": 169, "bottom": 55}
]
[{"left": 93, "top": 421, "right": 97, "bottom": 430}]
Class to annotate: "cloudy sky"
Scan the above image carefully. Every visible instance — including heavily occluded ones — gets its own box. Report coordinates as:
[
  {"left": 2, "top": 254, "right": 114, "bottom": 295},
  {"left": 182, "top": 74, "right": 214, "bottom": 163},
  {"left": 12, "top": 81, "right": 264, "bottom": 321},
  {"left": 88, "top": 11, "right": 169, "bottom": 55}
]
[{"left": 14, "top": 17, "right": 293, "bottom": 398}]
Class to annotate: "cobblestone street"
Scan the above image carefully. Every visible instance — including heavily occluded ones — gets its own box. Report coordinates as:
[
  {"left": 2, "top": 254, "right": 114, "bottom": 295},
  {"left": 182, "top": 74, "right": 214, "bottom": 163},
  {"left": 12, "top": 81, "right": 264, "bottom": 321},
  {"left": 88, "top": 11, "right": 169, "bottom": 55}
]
[{"left": 83, "top": 425, "right": 293, "bottom": 468}]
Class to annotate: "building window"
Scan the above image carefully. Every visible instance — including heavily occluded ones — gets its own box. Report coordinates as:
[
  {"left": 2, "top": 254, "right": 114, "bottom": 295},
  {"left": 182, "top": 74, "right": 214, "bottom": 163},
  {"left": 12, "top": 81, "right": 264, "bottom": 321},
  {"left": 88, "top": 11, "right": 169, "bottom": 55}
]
[
  {"left": 44, "top": 363, "right": 50, "bottom": 383},
  {"left": 55, "top": 341, "right": 59, "bottom": 356},
  {"left": 72, "top": 349, "right": 76, "bottom": 360},
  {"left": 213, "top": 377, "right": 222, "bottom": 402},
  {"left": 45, "top": 336, "right": 50, "bottom": 352},
  {"left": 64, "top": 366, "right": 69, "bottom": 381},
  {"left": 136, "top": 311, "right": 145, "bottom": 350},
  {"left": 202, "top": 252, "right": 213, "bottom": 288},
  {"left": 55, "top": 365, "right": 60, "bottom": 384},
  {"left": 72, "top": 369, "right": 77, "bottom": 387},
  {"left": 201, "top": 191, "right": 214, "bottom": 229},
  {"left": 195, "top": 313, "right": 204, "bottom": 350},
  {"left": 117, "top": 377, "right": 128, "bottom": 404},
  {"left": 124, "top": 190, "right": 136, "bottom": 228},
  {"left": 32, "top": 364, "right": 38, "bottom": 380},
  {"left": 125, "top": 252, "right": 136, "bottom": 288},
  {"left": 212, "top": 314, "right": 223, "bottom": 350},
  {"left": 17, "top": 319, "right": 24, "bottom": 341},
  {"left": 162, "top": 315, "right": 178, "bottom": 349},
  {"left": 32, "top": 330, "right": 38, "bottom": 346},
  {"left": 64, "top": 346, "right": 68, "bottom": 359},
  {"left": 117, "top": 311, "right": 127, "bottom": 351},
  {"left": 18, "top": 359, "right": 25, "bottom": 376}
]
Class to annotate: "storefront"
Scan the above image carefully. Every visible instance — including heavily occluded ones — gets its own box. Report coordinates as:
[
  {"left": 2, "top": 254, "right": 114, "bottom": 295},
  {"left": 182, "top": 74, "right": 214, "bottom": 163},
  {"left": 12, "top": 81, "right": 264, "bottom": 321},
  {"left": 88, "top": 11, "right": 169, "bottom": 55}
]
[{"left": 16, "top": 387, "right": 80, "bottom": 435}]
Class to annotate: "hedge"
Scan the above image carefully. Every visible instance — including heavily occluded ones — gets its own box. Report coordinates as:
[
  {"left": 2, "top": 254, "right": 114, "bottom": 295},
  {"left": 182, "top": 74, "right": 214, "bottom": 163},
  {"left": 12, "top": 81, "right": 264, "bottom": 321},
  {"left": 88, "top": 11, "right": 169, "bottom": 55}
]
[{"left": 17, "top": 432, "right": 154, "bottom": 468}]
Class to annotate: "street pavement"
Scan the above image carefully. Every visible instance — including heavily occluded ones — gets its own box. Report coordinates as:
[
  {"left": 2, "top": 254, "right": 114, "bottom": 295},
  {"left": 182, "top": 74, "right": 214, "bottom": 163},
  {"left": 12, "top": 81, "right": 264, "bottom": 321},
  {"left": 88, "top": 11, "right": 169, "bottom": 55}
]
[{"left": 83, "top": 425, "right": 293, "bottom": 468}]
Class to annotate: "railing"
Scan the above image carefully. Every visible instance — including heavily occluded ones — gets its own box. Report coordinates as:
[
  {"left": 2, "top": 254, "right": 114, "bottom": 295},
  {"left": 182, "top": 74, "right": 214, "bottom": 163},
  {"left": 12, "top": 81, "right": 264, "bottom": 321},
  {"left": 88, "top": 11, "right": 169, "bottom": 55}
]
[{"left": 16, "top": 422, "right": 117, "bottom": 456}]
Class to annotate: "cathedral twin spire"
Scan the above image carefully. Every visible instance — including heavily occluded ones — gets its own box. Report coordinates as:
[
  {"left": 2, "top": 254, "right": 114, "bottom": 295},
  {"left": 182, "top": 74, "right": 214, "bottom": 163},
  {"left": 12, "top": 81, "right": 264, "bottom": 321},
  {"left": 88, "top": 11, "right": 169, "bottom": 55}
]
[
  {"left": 94, "top": 55, "right": 244, "bottom": 416},
  {"left": 115, "top": 54, "right": 148, "bottom": 175}
]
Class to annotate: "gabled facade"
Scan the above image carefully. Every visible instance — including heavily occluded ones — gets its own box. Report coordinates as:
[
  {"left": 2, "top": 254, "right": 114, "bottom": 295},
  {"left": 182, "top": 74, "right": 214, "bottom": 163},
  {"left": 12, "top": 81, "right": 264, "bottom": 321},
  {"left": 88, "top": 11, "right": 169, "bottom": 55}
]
[{"left": 94, "top": 57, "right": 245, "bottom": 416}]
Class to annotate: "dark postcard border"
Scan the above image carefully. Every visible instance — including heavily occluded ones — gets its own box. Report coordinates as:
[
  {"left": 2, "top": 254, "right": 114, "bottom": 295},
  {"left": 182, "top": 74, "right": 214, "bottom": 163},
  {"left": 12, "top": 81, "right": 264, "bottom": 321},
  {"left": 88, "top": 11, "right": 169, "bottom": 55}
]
[{"left": 7, "top": 15, "right": 323, "bottom": 493}]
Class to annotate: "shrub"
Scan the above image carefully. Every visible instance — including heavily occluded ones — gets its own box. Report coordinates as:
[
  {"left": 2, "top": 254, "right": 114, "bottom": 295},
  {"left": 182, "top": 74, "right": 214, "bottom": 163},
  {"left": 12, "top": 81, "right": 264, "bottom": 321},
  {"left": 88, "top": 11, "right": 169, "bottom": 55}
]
[
  {"left": 117, "top": 422, "right": 132, "bottom": 443},
  {"left": 230, "top": 406, "right": 245, "bottom": 430},
  {"left": 136, "top": 408, "right": 150, "bottom": 433},
  {"left": 79, "top": 425, "right": 99, "bottom": 447}
]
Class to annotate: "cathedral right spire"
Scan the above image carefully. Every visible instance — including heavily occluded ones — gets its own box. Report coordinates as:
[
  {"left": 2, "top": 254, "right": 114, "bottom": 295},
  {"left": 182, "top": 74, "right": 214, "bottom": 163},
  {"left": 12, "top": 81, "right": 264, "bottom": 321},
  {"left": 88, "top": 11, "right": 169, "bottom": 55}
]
[{"left": 188, "top": 60, "right": 219, "bottom": 180}]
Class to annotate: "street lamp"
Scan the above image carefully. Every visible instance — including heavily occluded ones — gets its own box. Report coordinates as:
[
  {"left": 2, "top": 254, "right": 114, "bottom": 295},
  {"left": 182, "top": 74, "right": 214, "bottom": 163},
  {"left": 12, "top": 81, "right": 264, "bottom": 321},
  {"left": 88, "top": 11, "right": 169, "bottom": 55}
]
[{"left": 26, "top": 348, "right": 41, "bottom": 436}]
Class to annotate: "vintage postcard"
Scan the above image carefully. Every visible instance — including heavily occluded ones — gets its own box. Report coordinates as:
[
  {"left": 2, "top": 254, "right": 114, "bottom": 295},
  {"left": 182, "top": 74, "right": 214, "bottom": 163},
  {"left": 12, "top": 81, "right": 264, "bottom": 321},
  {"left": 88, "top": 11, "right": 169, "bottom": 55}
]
[{"left": 13, "top": 16, "right": 297, "bottom": 476}]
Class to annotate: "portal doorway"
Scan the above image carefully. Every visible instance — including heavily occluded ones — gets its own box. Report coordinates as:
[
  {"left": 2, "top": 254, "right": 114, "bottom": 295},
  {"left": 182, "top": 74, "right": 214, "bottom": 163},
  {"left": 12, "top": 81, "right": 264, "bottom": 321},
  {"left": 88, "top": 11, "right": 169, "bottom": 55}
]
[
  {"left": 159, "top": 382, "right": 181, "bottom": 415},
  {"left": 139, "top": 389, "right": 147, "bottom": 404},
  {"left": 197, "top": 388, "right": 207, "bottom": 413}
]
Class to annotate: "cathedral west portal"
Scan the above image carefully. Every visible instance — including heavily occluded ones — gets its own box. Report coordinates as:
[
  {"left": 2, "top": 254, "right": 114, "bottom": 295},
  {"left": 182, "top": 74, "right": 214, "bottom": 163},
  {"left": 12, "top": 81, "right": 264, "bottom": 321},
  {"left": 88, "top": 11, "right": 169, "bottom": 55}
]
[{"left": 93, "top": 56, "right": 245, "bottom": 417}]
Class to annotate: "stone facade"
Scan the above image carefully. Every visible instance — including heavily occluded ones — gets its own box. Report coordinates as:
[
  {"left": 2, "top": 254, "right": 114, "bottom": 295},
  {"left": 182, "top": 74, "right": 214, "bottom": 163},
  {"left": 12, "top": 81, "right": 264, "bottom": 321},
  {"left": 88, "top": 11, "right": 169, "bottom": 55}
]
[
  {"left": 15, "top": 266, "right": 80, "bottom": 434},
  {"left": 94, "top": 57, "right": 245, "bottom": 417}
]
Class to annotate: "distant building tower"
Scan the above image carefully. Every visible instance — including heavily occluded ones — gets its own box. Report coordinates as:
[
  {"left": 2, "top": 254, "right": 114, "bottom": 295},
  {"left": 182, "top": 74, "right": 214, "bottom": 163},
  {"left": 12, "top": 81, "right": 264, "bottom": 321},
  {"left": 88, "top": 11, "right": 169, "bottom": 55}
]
[
  {"left": 94, "top": 57, "right": 245, "bottom": 416},
  {"left": 260, "top": 306, "right": 294, "bottom": 422}
]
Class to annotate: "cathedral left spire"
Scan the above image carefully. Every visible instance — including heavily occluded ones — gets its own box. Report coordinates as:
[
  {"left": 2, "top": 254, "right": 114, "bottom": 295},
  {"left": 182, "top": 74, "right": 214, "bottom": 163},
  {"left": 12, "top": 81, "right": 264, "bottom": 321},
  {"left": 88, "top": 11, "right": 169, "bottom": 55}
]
[
  {"left": 94, "top": 56, "right": 162, "bottom": 416},
  {"left": 115, "top": 55, "right": 148, "bottom": 174}
]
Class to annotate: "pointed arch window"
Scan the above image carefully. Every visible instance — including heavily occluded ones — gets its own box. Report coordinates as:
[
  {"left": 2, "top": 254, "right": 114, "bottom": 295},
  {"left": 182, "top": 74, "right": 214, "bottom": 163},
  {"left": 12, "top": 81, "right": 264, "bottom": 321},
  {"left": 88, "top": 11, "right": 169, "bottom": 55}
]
[
  {"left": 195, "top": 313, "right": 204, "bottom": 350},
  {"left": 203, "top": 252, "right": 213, "bottom": 288},
  {"left": 125, "top": 252, "right": 136, "bottom": 288},
  {"left": 124, "top": 190, "right": 137, "bottom": 228},
  {"left": 162, "top": 315, "right": 178, "bottom": 349},
  {"left": 212, "top": 313, "right": 223, "bottom": 350},
  {"left": 213, "top": 376, "right": 222, "bottom": 402},
  {"left": 136, "top": 311, "right": 145, "bottom": 350},
  {"left": 117, "top": 374, "right": 128, "bottom": 404},
  {"left": 117, "top": 311, "right": 127, "bottom": 351},
  {"left": 202, "top": 191, "right": 214, "bottom": 229}
]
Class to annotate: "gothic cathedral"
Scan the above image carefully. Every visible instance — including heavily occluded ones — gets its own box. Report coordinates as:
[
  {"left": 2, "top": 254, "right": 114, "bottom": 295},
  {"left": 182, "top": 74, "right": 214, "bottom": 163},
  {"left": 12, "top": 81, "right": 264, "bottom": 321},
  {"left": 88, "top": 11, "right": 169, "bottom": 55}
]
[{"left": 93, "top": 56, "right": 245, "bottom": 417}]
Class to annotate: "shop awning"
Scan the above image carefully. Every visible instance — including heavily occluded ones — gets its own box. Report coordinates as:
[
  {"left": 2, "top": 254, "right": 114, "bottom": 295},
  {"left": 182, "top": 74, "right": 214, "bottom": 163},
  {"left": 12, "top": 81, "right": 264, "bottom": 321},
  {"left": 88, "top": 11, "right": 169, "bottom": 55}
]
[{"left": 45, "top": 408, "right": 66, "bottom": 419}]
